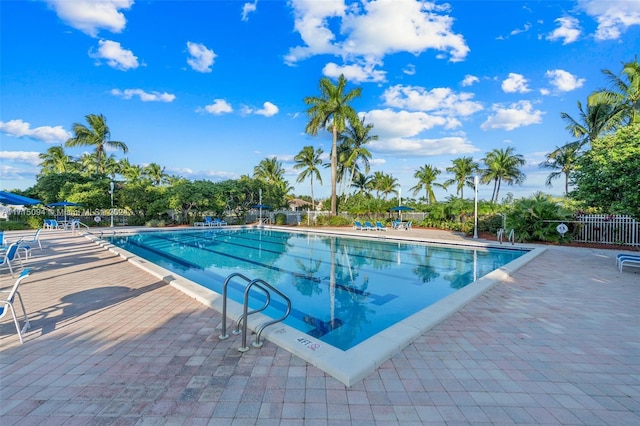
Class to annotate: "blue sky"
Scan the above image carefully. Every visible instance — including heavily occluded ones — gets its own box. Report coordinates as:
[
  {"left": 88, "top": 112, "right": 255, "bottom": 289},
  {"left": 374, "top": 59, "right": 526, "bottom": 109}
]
[{"left": 1, "top": 0, "right": 638, "bottom": 202}]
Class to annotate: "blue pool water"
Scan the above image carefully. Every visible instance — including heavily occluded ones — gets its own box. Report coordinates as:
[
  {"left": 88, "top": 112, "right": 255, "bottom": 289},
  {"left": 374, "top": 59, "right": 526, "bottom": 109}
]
[{"left": 107, "top": 228, "right": 526, "bottom": 350}]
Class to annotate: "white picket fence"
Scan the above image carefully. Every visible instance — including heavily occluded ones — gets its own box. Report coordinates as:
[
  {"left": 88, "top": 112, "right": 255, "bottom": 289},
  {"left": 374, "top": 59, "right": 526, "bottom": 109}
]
[{"left": 573, "top": 215, "right": 639, "bottom": 247}]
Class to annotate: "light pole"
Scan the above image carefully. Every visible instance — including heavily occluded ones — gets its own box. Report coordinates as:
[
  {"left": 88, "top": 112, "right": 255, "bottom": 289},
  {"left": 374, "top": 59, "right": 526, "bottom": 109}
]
[
  {"left": 110, "top": 181, "right": 114, "bottom": 228},
  {"left": 473, "top": 175, "right": 478, "bottom": 239}
]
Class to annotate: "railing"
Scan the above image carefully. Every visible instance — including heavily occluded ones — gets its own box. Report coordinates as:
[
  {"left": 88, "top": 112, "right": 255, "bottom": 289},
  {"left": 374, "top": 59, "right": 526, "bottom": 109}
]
[
  {"left": 219, "top": 272, "right": 291, "bottom": 352},
  {"left": 497, "top": 228, "right": 515, "bottom": 245},
  {"left": 573, "top": 215, "right": 639, "bottom": 246}
]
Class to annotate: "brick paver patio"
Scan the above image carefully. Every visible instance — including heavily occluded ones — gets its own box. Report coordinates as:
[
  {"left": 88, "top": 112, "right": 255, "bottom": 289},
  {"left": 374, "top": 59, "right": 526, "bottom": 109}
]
[{"left": 1, "top": 228, "right": 638, "bottom": 425}]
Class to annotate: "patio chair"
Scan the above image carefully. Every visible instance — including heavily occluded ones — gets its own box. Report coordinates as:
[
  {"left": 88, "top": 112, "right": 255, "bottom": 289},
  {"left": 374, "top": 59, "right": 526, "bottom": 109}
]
[
  {"left": 213, "top": 218, "right": 227, "bottom": 226},
  {"left": 404, "top": 221, "right": 413, "bottom": 230},
  {"left": 616, "top": 254, "right": 640, "bottom": 273},
  {"left": 22, "top": 228, "right": 43, "bottom": 251},
  {"left": 363, "top": 221, "right": 375, "bottom": 231},
  {"left": 353, "top": 221, "right": 363, "bottom": 230},
  {"left": 375, "top": 221, "right": 388, "bottom": 231},
  {"left": 391, "top": 220, "right": 402, "bottom": 229},
  {"left": 0, "top": 241, "right": 24, "bottom": 277},
  {"left": 0, "top": 268, "right": 31, "bottom": 343}
]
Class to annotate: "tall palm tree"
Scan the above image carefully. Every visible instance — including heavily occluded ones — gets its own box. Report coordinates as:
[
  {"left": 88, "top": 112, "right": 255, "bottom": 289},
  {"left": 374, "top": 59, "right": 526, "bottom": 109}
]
[
  {"left": 304, "top": 74, "right": 362, "bottom": 215},
  {"left": 410, "top": 164, "right": 443, "bottom": 205},
  {"left": 119, "top": 158, "right": 144, "bottom": 182},
  {"left": 294, "top": 146, "right": 324, "bottom": 212},
  {"left": 444, "top": 156, "right": 479, "bottom": 199},
  {"left": 38, "top": 145, "right": 74, "bottom": 174},
  {"left": 339, "top": 117, "right": 376, "bottom": 200},
  {"left": 65, "top": 113, "right": 128, "bottom": 174},
  {"left": 560, "top": 100, "right": 619, "bottom": 150},
  {"left": 79, "top": 152, "right": 99, "bottom": 176},
  {"left": 481, "top": 147, "right": 526, "bottom": 203},
  {"left": 589, "top": 56, "right": 640, "bottom": 125},
  {"left": 540, "top": 143, "right": 581, "bottom": 196}
]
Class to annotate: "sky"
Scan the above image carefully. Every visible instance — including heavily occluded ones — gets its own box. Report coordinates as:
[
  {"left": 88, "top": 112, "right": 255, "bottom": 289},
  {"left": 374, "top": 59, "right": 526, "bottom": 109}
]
[{"left": 1, "top": 0, "right": 639, "bottom": 203}]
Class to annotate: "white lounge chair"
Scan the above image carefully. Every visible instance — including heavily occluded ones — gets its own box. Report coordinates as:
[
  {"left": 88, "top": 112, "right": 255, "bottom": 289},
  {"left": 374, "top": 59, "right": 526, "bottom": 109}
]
[
  {"left": 617, "top": 254, "right": 640, "bottom": 272},
  {"left": 0, "top": 268, "right": 31, "bottom": 343},
  {"left": 0, "top": 241, "right": 23, "bottom": 278},
  {"left": 22, "top": 228, "right": 43, "bottom": 251}
]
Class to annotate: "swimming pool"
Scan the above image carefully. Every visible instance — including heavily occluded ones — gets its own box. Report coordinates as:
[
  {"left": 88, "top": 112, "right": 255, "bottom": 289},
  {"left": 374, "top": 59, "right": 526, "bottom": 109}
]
[{"left": 106, "top": 228, "right": 526, "bottom": 350}]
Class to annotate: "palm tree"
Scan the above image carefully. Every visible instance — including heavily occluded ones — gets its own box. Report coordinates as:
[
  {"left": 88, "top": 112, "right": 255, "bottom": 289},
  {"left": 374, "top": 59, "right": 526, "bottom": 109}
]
[
  {"left": 350, "top": 172, "right": 373, "bottom": 197},
  {"left": 410, "top": 164, "right": 444, "bottom": 205},
  {"left": 480, "top": 147, "right": 526, "bottom": 203},
  {"left": 304, "top": 74, "right": 362, "bottom": 215},
  {"left": 79, "top": 152, "right": 99, "bottom": 176},
  {"left": 144, "top": 162, "right": 168, "bottom": 186},
  {"left": 444, "top": 156, "right": 479, "bottom": 199},
  {"left": 294, "top": 146, "right": 324, "bottom": 211},
  {"left": 371, "top": 171, "right": 398, "bottom": 200},
  {"left": 38, "top": 145, "right": 74, "bottom": 174},
  {"left": 339, "top": 117, "right": 376, "bottom": 200},
  {"left": 540, "top": 143, "right": 581, "bottom": 196},
  {"left": 253, "top": 157, "right": 286, "bottom": 185},
  {"left": 560, "top": 100, "right": 619, "bottom": 150},
  {"left": 119, "top": 159, "right": 144, "bottom": 182},
  {"left": 65, "top": 113, "right": 128, "bottom": 174},
  {"left": 589, "top": 56, "right": 640, "bottom": 125}
]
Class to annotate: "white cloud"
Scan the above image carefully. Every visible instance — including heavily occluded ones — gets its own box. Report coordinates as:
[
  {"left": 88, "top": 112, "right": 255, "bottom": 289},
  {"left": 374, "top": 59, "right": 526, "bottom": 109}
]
[
  {"left": 364, "top": 109, "right": 459, "bottom": 138},
  {"left": 481, "top": 101, "right": 544, "bottom": 131},
  {"left": 241, "top": 1, "right": 258, "bottom": 21},
  {"left": 0, "top": 151, "right": 41, "bottom": 165},
  {"left": 381, "top": 85, "right": 483, "bottom": 117},
  {"left": 510, "top": 23, "right": 531, "bottom": 36},
  {"left": 579, "top": 0, "right": 640, "bottom": 40},
  {"left": 286, "top": 0, "right": 469, "bottom": 65},
  {"left": 402, "top": 64, "right": 416, "bottom": 76},
  {"left": 546, "top": 16, "right": 582, "bottom": 44},
  {"left": 89, "top": 40, "right": 139, "bottom": 70},
  {"left": 545, "top": 69, "right": 585, "bottom": 92},
  {"left": 461, "top": 74, "right": 479, "bottom": 87},
  {"left": 369, "top": 136, "right": 478, "bottom": 156},
  {"left": 187, "top": 42, "right": 216, "bottom": 73},
  {"left": 243, "top": 101, "right": 279, "bottom": 117},
  {"left": 322, "top": 61, "right": 386, "bottom": 83},
  {"left": 198, "top": 99, "right": 233, "bottom": 115},
  {"left": 45, "top": 0, "right": 133, "bottom": 37},
  {"left": 0, "top": 119, "right": 71, "bottom": 143},
  {"left": 501, "top": 73, "right": 531, "bottom": 93},
  {"left": 110, "top": 89, "right": 176, "bottom": 102}
]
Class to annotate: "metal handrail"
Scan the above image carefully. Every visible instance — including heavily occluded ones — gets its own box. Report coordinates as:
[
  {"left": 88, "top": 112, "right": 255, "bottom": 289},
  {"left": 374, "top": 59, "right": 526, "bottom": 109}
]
[{"left": 219, "top": 273, "right": 291, "bottom": 352}]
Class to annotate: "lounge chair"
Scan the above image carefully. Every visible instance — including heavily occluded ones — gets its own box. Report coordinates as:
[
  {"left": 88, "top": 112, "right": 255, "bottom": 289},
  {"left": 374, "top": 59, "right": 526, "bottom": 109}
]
[
  {"left": 404, "top": 221, "right": 413, "bottom": 230},
  {"left": 22, "top": 228, "right": 42, "bottom": 251},
  {"left": 376, "top": 221, "right": 388, "bottom": 231},
  {"left": 363, "top": 221, "right": 375, "bottom": 231},
  {"left": 353, "top": 221, "right": 363, "bottom": 230},
  {"left": 391, "top": 220, "right": 402, "bottom": 229},
  {"left": 213, "top": 218, "right": 227, "bottom": 226},
  {"left": 0, "top": 241, "right": 22, "bottom": 277},
  {"left": 0, "top": 268, "right": 31, "bottom": 343},
  {"left": 616, "top": 254, "right": 640, "bottom": 272}
]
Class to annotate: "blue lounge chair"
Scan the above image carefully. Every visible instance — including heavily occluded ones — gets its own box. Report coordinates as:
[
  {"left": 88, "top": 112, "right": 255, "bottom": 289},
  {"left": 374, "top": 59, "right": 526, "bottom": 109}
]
[
  {"left": 391, "top": 220, "right": 402, "bottom": 229},
  {"left": 404, "top": 221, "right": 413, "bottom": 230},
  {"left": 0, "top": 268, "right": 31, "bottom": 343},
  {"left": 353, "top": 221, "right": 363, "bottom": 230},
  {"left": 213, "top": 218, "right": 227, "bottom": 226},
  {"left": 616, "top": 254, "right": 640, "bottom": 272},
  {"left": 363, "top": 221, "right": 375, "bottom": 231},
  {"left": 0, "top": 241, "right": 22, "bottom": 277},
  {"left": 376, "top": 221, "right": 388, "bottom": 231}
]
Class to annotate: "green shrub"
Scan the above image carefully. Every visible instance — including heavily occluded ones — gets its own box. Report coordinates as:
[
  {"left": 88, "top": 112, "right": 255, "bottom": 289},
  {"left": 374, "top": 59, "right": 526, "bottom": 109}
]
[
  {"left": 506, "top": 192, "right": 574, "bottom": 243},
  {"left": 315, "top": 215, "right": 352, "bottom": 227},
  {"left": 145, "top": 219, "right": 166, "bottom": 227},
  {"left": 274, "top": 213, "right": 287, "bottom": 225}
]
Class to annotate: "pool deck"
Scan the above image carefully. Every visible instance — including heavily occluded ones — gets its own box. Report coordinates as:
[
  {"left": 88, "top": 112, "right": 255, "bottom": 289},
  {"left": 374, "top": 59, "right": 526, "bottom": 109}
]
[{"left": 1, "top": 226, "right": 639, "bottom": 425}]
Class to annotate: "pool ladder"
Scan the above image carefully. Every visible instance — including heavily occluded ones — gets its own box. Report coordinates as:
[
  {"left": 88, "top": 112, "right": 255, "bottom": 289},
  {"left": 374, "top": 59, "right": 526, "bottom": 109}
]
[
  {"left": 219, "top": 272, "right": 292, "bottom": 352},
  {"left": 497, "top": 228, "right": 515, "bottom": 245}
]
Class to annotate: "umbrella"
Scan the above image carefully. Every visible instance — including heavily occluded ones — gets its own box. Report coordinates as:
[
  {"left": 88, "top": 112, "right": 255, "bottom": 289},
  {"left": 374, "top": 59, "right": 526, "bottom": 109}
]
[
  {"left": 388, "top": 205, "right": 414, "bottom": 221},
  {"left": 0, "top": 191, "right": 41, "bottom": 205},
  {"left": 47, "top": 201, "right": 82, "bottom": 222}
]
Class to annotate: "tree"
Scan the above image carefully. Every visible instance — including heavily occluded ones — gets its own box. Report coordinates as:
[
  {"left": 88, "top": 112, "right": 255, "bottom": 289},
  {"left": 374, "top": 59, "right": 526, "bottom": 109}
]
[
  {"left": 445, "top": 156, "right": 479, "bottom": 199},
  {"left": 294, "top": 146, "right": 324, "bottom": 212},
  {"left": 144, "top": 163, "right": 168, "bottom": 186},
  {"left": 560, "top": 100, "right": 619, "bottom": 150},
  {"left": 350, "top": 172, "right": 373, "bottom": 197},
  {"left": 480, "top": 147, "right": 526, "bottom": 203},
  {"left": 304, "top": 74, "right": 362, "bottom": 215},
  {"left": 119, "top": 159, "right": 144, "bottom": 182},
  {"left": 38, "top": 145, "right": 75, "bottom": 175},
  {"left": 253, "top": 157, "right": 286, "bottom": 186},
  {"left": 410, "top": 164, "right": 443, "bottom": 205},
  {"left": 571, "top": 124, "right": 640, "bottom": 217},
  {"left": 589, "top": 56, "right": 640, "bottom": 126},
  {"left": 339, "top": 117, "right": 376, "bottom": 199},
  {"left": 371, "top": 171, "right": 398, "bottom": 200},
  {"left": 65, "top": 113, "right": 128, "bottom": 174},
  {"left": 540, "top": 143, "right": 581, "bottom": 196}
]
